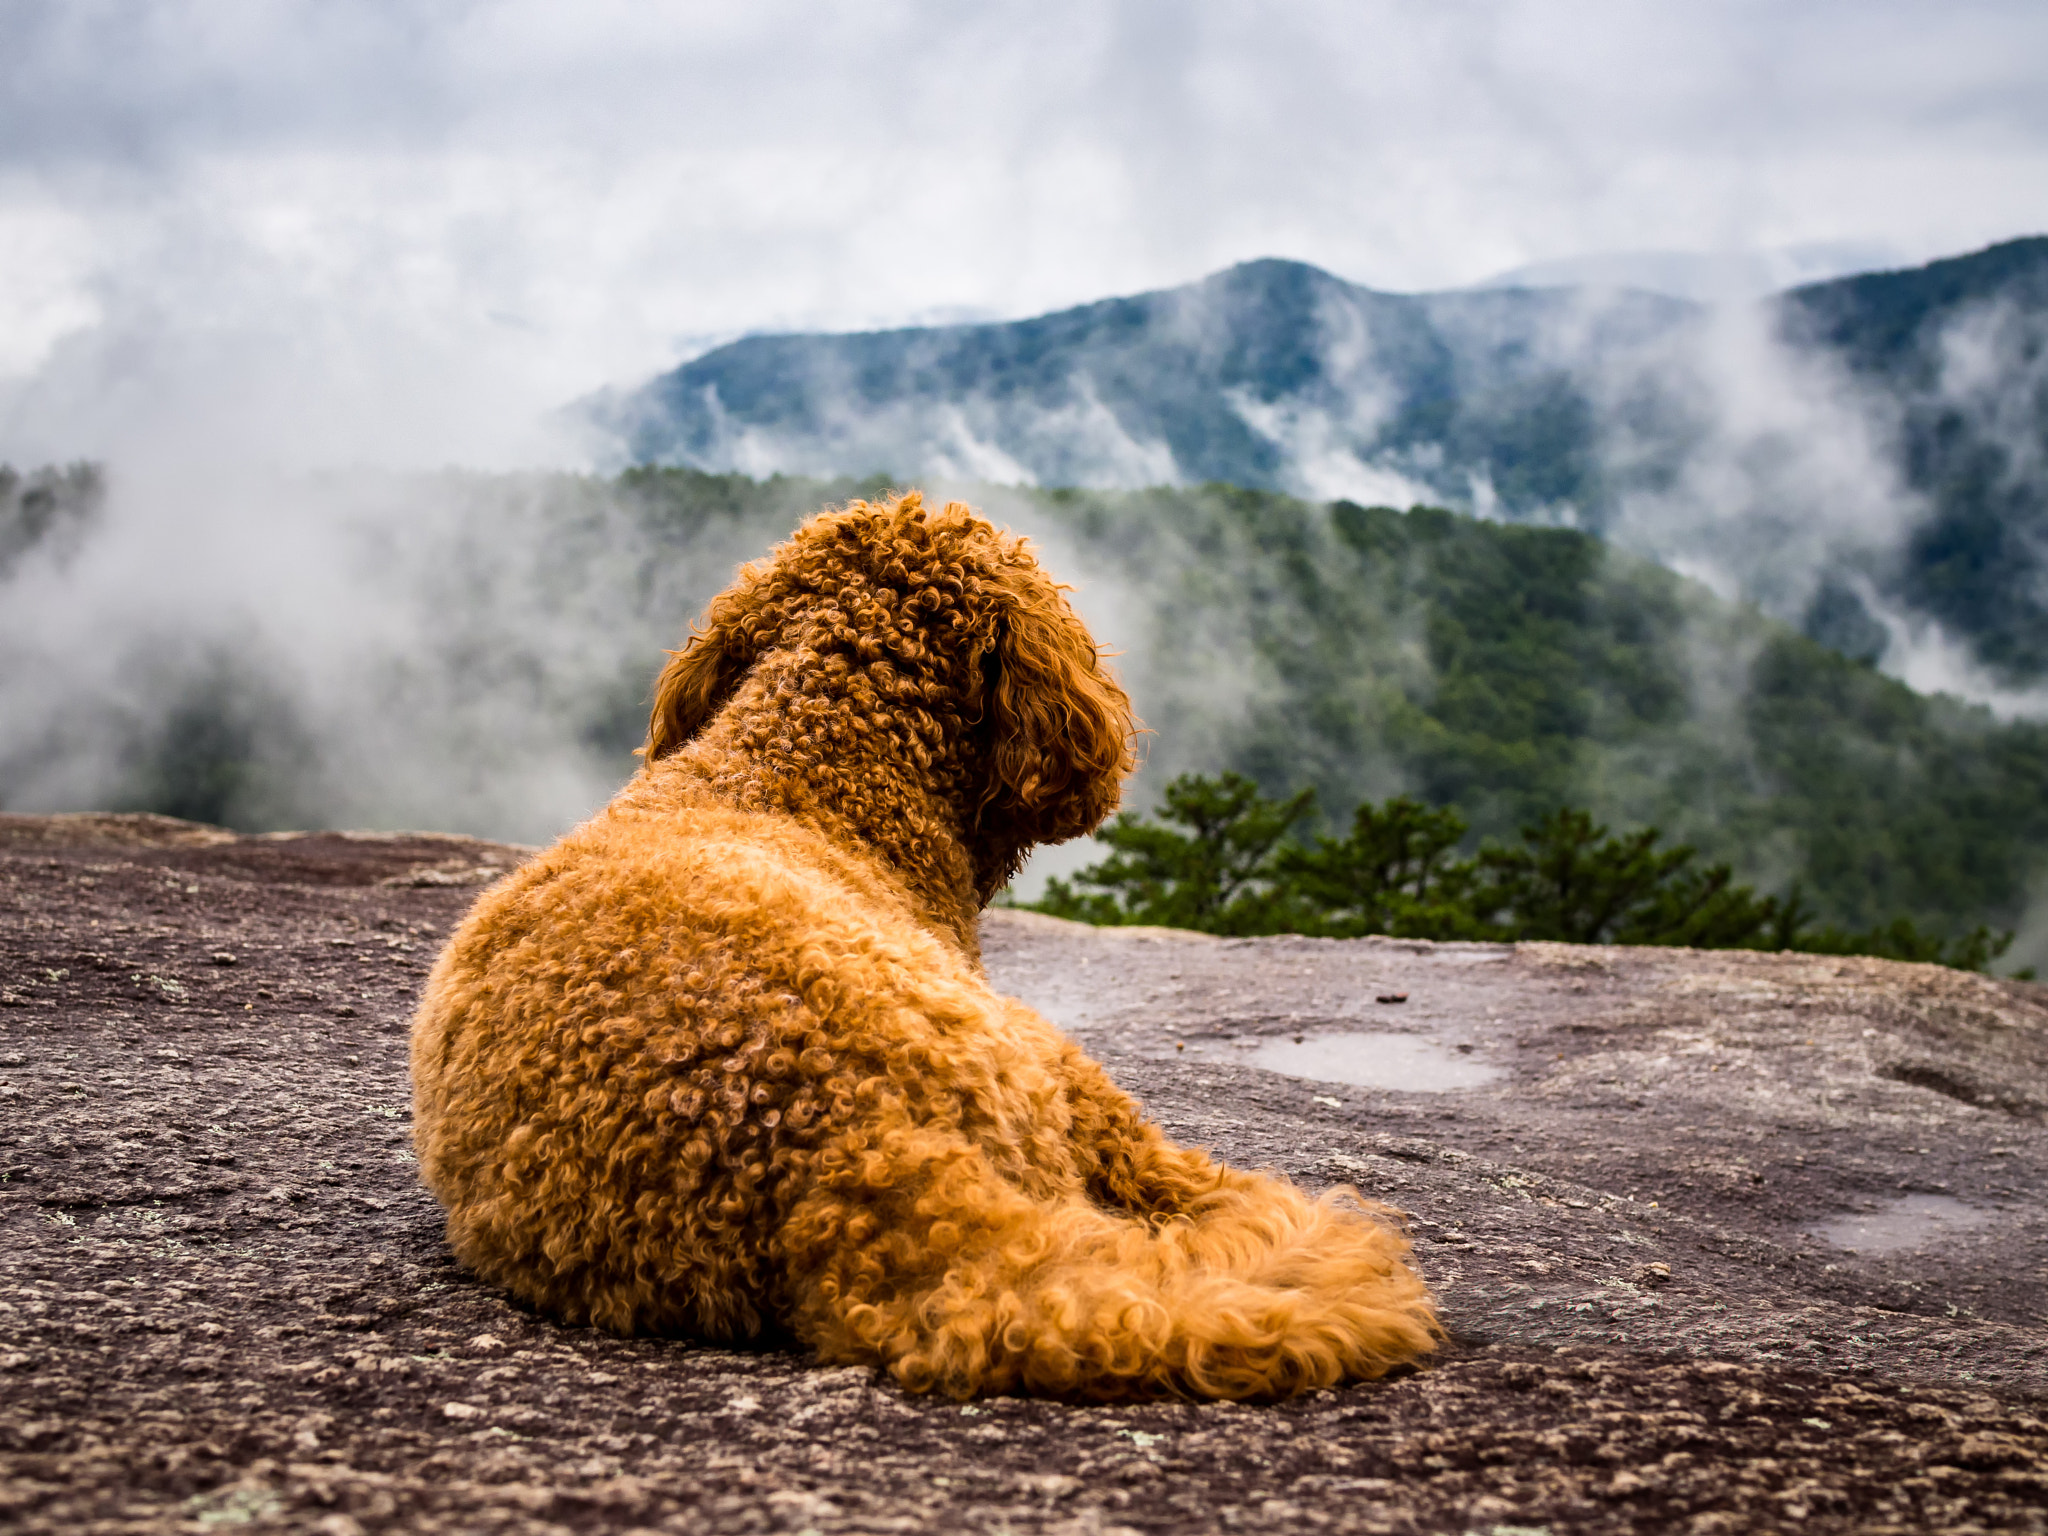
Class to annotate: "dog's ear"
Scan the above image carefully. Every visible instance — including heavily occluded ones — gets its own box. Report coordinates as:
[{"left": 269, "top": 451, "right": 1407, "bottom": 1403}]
[
  {"left": 980, "top": 580, "right": 1138, "bottom": 845},
  {"left": 643, "top": 618, "right": 753, "bottom": 762}
]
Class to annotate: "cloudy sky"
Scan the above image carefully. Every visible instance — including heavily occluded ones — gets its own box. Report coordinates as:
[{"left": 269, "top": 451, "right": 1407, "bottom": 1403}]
[{"left": 4, "top": 0, "right": 2047, "bottom": 469}]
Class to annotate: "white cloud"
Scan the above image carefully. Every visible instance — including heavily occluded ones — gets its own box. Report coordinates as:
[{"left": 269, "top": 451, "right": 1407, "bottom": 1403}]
[
  {"left": 1598, "top": 300, "right": 1923, "bottom": 620},
  {"left": 1, "top": 0, "right": 2045, "bottom": 471},
  {"left": 0, "top": 197, "right": 102, "bottom": 377}
]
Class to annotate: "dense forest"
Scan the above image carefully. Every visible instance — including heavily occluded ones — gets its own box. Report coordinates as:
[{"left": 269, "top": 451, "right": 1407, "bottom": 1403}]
[
  {"left": 1059, "top": 482, "right": 2048, "bottom": 939},
  {"left": 3, "top": 462, "right": 2045, "bottom": 963}
]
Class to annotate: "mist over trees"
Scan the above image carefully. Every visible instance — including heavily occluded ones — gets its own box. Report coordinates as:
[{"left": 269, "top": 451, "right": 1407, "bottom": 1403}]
[
  {"left": 4, "top": 462, "right": 2047, "bottom": 971},
  {"left": 1776, "top": 239, "right": 2048, "bottom": 683},
  {"left": 0, "top": 462, "right": 103, "bottom": 580}
]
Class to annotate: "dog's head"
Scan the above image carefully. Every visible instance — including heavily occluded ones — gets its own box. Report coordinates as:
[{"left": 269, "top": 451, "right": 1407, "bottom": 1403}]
[{"left": 644, "top": 492, "right": 1138, "bottom": 896}]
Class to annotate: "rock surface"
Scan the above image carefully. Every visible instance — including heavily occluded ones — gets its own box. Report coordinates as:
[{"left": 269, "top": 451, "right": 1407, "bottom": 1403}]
[{"left": 2, "top": 812, "right": 2046, "bottom": 1534}]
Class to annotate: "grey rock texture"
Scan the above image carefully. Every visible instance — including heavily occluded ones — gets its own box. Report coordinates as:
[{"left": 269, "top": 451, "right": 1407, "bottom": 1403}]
[
  {"left": 3, "top": 813, "right": 2045, "bottom": 1533},
  {"left": 985, "top": 910, "right": 2048, "bottom": 1396}
]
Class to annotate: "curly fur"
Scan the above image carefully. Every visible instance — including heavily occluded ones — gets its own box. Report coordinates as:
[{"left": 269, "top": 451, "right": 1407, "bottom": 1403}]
[{"left": 410, "top": 492, "right": 1439, "bottom": 1399}]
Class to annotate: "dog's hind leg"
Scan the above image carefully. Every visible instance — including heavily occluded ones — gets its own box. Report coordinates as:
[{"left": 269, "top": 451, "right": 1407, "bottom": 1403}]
[
  {"left": 779, "top": 1122, "right": 1438, "bottom": 1401},
  {"left": 987, "top": 1001, "right": 1259, "bottom": 1221},
  {"left": 1050, "top": 1043, "right": 1252, "bottom": 1219}
]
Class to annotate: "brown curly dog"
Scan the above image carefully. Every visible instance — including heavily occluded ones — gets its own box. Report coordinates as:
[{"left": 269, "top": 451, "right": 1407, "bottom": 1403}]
[{"left": 410, "top": 491, "right": 1438, "bottom": 1400}]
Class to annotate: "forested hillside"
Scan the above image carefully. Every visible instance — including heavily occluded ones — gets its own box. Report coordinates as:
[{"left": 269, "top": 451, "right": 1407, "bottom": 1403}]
[
  {"left": 7, "top": 462, "right": 2036, "bottom": 953},
  {"left": 1007, "top": 481, "right": 2048, "bottom": 939}
]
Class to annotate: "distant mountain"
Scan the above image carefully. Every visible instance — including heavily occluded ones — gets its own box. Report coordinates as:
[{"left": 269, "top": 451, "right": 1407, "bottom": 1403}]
[
  {"left": 595, "top": 260, "right": 1695, "bottom": 516},
  {"left": 594, "top": 238, "right": 2048, "bottom": 691}
]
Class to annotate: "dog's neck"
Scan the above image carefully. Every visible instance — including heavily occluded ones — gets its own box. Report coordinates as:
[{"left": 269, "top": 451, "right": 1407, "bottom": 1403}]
[{"left": 653, "top": 662, "right": 992, "bottom": 956}]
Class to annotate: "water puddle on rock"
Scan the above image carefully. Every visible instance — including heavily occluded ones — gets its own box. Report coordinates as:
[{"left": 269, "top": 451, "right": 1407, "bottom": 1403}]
[
  {"left": 1808, "top": 1194, "right": 1998, "bottom": 1255},
  {"left": 1235, "top": 1032, "right": 1505, "bottom": 1093}
]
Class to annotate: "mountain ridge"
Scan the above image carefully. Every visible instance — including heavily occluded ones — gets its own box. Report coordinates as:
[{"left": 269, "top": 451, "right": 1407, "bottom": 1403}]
[
  {"left": 598, "top": 257, "right": 1691, "bottom": 512},
  {"left": 596, "top": 237, "right": 2048, "bottom": 691}
]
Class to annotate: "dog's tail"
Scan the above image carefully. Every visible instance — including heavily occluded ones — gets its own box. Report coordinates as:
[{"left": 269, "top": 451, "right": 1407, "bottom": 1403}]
[{"left": 779, "top": 1128, "right": 1439, "bottom": 1401}]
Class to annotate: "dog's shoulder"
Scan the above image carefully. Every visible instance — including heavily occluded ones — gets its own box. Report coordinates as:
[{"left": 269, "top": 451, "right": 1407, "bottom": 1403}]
[{"left": 442, "top": 799, "right": 954, "bottom": 970}]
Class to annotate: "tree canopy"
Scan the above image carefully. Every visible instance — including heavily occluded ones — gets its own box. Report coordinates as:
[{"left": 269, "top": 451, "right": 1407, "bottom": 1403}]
[{"left": 1029, "top": 773, "right": 2019, "bottom": 974}]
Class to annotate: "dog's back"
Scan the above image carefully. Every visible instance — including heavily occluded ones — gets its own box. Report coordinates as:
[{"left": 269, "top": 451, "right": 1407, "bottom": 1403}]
[{"left": 412, "top": 778, "right": 997, "bottom": 1336}]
